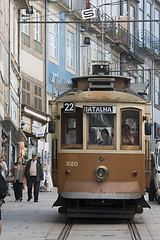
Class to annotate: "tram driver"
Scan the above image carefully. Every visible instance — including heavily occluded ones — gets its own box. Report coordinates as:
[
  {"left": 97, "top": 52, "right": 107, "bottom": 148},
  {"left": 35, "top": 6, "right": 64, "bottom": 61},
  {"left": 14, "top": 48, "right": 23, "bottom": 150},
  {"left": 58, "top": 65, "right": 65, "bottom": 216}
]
[{"left": 97, "top": 129, "right": 113, "bottom": 145}]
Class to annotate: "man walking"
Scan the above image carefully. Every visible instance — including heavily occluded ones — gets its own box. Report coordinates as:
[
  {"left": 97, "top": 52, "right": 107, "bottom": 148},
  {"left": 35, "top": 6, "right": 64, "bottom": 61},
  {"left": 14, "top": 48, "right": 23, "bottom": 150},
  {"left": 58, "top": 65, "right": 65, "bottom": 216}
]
[{"left": 25, "top": 153, "right": 43, "bottom": 202}]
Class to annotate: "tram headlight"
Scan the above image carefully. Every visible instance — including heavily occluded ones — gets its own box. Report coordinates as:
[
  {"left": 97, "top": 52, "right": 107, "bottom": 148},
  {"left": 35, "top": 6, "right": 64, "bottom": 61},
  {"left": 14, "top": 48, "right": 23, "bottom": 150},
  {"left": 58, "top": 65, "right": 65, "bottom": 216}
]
[{"left": 94, "top": 166, "right": 109, "bottom": 182}]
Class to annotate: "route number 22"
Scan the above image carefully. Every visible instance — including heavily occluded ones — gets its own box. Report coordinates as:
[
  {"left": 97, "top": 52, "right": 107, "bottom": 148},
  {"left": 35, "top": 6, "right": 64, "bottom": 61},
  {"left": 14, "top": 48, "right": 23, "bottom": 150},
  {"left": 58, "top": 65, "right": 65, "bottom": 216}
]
[{"left": 64, "top": 102, "right": 75, "bottom": 112}]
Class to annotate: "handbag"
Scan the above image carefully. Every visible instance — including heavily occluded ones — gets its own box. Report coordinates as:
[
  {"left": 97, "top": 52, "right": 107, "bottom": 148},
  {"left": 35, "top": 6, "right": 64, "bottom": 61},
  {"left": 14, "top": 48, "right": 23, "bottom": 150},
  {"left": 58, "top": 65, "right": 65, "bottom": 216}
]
[{"left": 6, "top": 175, "right": 14, "bottom": 182}]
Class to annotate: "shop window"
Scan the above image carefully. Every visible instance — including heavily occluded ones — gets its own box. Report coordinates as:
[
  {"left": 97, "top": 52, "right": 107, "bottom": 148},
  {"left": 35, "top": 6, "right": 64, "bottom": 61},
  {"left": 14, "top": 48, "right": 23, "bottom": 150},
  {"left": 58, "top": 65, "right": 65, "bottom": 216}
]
[
  {"left": 61, "top": 107, "right": 83, "bottom": 148},
  {"left": 121, "top": 109, "right": 141, "bottom": 149}
]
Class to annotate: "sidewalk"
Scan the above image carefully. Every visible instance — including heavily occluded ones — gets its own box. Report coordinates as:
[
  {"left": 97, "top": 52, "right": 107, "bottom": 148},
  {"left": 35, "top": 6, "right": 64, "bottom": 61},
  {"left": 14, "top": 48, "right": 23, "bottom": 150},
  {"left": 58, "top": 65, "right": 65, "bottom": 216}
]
[{"left": 1, "top": 188, "right": 67, "bottom": 240}]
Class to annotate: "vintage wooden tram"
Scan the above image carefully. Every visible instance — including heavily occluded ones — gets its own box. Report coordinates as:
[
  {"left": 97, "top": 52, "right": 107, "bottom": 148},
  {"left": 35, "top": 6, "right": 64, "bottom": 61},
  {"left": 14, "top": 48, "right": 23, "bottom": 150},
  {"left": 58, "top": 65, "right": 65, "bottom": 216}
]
[{"left": 50, "top": 67, "right": 151, "bottom": 218}]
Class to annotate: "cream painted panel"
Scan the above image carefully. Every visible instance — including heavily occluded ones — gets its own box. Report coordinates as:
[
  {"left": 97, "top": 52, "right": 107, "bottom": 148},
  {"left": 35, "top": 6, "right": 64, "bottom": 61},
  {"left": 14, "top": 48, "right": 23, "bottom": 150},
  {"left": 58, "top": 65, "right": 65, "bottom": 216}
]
[{"left": 21, "top": 49, "right": 43, "bottom": 82}]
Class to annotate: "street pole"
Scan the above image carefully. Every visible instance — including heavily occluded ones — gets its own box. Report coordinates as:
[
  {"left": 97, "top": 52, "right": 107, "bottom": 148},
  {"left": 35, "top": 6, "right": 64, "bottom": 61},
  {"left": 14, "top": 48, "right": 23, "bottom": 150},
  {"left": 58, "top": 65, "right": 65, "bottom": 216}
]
[{"left": 101, "top": 8, "right": 104, "bottom": 61}]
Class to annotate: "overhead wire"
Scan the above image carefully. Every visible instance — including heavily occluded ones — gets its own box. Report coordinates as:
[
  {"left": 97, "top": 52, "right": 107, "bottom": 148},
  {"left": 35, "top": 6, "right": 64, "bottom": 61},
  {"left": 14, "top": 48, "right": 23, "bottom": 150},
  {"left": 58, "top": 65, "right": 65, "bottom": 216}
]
[{"left": 21, "top": 1, "right": 160, "bottom": 76}]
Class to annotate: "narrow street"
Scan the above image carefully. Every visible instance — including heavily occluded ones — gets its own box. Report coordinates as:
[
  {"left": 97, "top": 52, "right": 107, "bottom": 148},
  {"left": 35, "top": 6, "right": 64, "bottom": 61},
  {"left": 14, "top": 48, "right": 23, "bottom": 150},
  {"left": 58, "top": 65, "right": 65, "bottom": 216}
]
[{"left": 1, "top": 189, "right": 160, "bottom": 240}]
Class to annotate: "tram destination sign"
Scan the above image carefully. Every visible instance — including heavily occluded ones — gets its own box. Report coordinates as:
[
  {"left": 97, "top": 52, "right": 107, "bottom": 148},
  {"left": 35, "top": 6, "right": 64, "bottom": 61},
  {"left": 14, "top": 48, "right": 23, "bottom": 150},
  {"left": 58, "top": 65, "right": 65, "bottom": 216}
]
[{"left": 83, "top": 106, "right": 116, "bottom": 114}]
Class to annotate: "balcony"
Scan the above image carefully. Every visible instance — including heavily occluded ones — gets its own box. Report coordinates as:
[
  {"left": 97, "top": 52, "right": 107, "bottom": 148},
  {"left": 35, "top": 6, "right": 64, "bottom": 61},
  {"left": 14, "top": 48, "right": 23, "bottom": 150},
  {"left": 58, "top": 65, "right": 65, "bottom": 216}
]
[
  {"left": 15, "top": 0, "right": 29, "bottom": 9},
  {"left": 139, "top": 30, "right": 160, "bottom": 59},
  {"left": 102, "top": 14, "right": 145, "bottom": 63},
  {"left": 56, "top": 0, "right": 86, "bottom": 17},
  {"left": 89, "top": 4, "right": 145, "bottom": 63}
]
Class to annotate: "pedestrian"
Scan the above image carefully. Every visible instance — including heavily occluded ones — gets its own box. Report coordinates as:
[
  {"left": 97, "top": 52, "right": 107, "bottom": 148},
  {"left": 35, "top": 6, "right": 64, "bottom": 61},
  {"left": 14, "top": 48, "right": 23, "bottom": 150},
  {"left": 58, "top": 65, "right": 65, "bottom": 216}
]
[
  {"left": 25, "top": 153, "right": 43, "bottom": 202},
  {"left": 0, "top": 156, "right": 8, "bottom": 203},
  {"left": 0, "top": 165, "right": 8, "bottom": 235},
  {"left": 0, "top": 200, "right": 2, "bottom": 235},
  {"left": 0, "top": 156, "right": 8, "bottom": 179},
  {"left": 11, "top": 156, "right": 26, "bottom": 202}
]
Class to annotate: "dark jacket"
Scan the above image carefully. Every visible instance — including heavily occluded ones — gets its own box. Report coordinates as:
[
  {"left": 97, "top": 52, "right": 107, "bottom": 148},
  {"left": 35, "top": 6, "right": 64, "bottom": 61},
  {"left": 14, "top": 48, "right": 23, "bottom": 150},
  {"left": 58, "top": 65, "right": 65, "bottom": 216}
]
[{"left": 25, "top": 159, "right": 44, "bottom": 182}]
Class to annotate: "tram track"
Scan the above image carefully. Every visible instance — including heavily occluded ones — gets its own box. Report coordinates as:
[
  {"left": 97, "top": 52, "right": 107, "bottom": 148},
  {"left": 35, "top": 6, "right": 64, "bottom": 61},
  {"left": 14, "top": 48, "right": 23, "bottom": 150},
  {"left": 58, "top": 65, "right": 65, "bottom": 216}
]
[
  {"left": 127, "top": 219, "right": 142, "bottom": 240},
  {"left": 57, "top": 218, "right": 141, "bottom": 240},
  {"left": 57, "top": 219, "right": 73, "bottom": 240}
]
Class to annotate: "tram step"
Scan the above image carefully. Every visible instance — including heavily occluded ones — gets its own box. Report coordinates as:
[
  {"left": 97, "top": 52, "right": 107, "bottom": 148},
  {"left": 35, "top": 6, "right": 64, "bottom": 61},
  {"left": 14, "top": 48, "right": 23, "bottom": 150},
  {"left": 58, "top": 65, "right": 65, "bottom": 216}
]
[{"left": 67, "top": 208, "right": 134, "bottom": 219}]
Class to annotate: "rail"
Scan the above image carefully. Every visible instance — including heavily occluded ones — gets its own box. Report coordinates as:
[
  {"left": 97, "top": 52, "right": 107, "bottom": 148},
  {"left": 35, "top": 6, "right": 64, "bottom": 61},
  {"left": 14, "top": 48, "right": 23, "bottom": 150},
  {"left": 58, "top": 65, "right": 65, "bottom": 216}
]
[
  {"left": 57, "top": 220, "right": 73, "bottom": 240},
  {"left": 127, "top": 219, "right": 142, "bottom": 240}
]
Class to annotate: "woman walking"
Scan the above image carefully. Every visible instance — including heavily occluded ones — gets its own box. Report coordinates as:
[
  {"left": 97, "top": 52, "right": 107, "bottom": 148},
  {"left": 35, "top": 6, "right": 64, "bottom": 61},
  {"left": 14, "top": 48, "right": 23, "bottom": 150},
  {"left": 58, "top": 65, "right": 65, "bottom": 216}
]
[{"left": 11, "top": 156, "right": 26, "bottom": 202}]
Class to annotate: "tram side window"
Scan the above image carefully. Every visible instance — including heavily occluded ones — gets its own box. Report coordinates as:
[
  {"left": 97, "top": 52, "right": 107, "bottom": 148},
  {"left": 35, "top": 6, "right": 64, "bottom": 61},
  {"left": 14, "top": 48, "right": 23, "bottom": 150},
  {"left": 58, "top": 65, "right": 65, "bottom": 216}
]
[
  {"left": 121, "top": 110, "right": 139, "bottom": 146},
  {"left": 89, "top": 114, "right": 114, "bottom": 145},
  {"left": 61, "top": 107, "right": 83, "bottom": 148}
]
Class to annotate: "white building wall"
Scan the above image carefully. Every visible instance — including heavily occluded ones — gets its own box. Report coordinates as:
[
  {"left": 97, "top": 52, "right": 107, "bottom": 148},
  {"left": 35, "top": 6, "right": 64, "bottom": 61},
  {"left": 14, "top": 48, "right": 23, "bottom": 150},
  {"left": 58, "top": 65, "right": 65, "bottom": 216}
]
[{"left": 21, "top": 49, "right": 43, "bottom": 82}]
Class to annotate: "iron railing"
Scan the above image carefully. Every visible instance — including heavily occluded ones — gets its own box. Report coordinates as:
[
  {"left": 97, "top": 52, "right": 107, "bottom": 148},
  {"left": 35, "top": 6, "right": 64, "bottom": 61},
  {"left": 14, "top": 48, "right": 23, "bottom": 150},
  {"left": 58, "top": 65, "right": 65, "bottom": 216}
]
[
  {"left": 141, "top": 30, "right": 160, "bottom": 56},
  {"left": 89, "top": 5, "right": 145, "bottom": 61},
  {"left": 102, "top": 13, "right": 145, "bottom": 61},
  {"left": 58, "top": 0, "right": 86, "bottom": 16}
]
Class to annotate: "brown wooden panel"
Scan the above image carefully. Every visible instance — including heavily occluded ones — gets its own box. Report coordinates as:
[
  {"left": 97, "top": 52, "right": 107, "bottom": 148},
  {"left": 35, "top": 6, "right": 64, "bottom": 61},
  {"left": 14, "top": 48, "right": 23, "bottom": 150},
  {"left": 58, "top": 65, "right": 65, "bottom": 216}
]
[{"left": 56, "top": 153, "right": 145, "bottom": 195}]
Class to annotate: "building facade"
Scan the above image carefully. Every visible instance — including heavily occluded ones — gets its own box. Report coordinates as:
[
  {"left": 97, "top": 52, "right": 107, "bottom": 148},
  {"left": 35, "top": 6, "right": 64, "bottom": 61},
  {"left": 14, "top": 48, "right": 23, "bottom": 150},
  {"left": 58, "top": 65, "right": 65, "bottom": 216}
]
[
  {"left": 0, "top": 0, "right": 29, "bottom": 170},
  {"left": 1, "top": 0, "right": 160, "bottom": 171}
]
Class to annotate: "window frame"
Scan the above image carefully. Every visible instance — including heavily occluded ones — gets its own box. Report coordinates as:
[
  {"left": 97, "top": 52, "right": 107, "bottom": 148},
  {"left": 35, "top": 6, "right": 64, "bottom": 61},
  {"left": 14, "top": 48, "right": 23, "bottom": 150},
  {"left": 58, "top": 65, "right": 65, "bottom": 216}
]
[
  {"left": 86, "top": 113, "right": 116, "bottom": 150},
  {"left": 61, "top": 107, "right": 83, "bottom": 149},
  {"left": 22, "top": 78, "right": 31, "bottom": 106},
  {"left": 33, "top": 84, "right": 42, "bottom": 111},
  {"left": 21, "top": 10, "right": 30, "bottom": 36},
  {"left": 120, "top": 108, "right": 142, "bottom": 150},
  {"left": 67, "top": 30, "right": 74, "bottom": 69},
  {"left": 49, "top": 20, "right": 58, "bottom": 59},
  {"left": 155, "top": 75, "right": 160, "bottom": 105},
  {"left": 33, "top": 8, "right": 41, "bottom": 43}
]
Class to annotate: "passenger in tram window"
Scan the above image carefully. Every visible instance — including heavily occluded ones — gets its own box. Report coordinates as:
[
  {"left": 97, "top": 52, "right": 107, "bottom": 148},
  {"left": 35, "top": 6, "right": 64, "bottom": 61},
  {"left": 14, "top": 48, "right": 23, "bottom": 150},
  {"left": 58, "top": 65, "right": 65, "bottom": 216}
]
[
  {"left": 122, "top": 124, "right": 135, "bottom": 145},
  {"left": 97, "top": 129, "right": 113, "bottom": 145}
]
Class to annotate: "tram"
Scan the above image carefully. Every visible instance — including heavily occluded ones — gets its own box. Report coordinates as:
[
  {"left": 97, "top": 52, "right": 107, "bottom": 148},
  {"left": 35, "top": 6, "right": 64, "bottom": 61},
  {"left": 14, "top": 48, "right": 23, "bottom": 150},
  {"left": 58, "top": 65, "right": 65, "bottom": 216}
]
[{"left": 50, "top": 65, "right": 151, "bottom": 218}]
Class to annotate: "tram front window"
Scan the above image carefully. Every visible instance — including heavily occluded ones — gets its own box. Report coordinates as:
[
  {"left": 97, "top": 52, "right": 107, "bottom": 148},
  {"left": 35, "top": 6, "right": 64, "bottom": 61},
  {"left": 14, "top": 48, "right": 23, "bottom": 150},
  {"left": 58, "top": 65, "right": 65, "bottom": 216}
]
[
  {"left": 121, "top": 110, "right": 139, "bottom": 146},
  {"left": 89, "top": 114, "right": 114, "bottom": 145},
  {"left": 61, "top": 107, "right": 83, "bottom": 148}
]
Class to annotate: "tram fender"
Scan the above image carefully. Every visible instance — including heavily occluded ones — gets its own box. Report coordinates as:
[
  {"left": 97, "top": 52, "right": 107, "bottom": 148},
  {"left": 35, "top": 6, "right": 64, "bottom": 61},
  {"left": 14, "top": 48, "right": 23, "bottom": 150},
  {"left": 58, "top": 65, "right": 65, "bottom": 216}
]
[
  {"left": 139, "top": 196, "right": 151, "bottom": 208},
  {"left": 52, "top": 195, "right": 65, "bottom": 207}
]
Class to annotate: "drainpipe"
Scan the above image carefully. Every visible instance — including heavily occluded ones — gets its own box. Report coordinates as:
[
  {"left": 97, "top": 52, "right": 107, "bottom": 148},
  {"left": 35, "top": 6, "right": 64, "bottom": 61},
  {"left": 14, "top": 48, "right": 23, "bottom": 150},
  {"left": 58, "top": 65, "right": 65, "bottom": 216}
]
[
  {"left": 18, "top": 8, "right": 23, "bottom": 156},
  {"left": 8, "top": 0, "right": 12, "bottom": 193},
  {"left": 45, "top": 1, "right": 47, "bottom": 113},
  {"left": 151, "top": 60, "right": 154, "bottom": 152}
]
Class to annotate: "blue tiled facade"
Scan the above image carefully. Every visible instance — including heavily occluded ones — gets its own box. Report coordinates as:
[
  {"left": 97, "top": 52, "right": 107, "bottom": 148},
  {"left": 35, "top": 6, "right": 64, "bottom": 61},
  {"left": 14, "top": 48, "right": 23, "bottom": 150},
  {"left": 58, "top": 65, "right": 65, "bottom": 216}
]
[{"left": 47, "top": 12, "right": 78, "bottom": 96}]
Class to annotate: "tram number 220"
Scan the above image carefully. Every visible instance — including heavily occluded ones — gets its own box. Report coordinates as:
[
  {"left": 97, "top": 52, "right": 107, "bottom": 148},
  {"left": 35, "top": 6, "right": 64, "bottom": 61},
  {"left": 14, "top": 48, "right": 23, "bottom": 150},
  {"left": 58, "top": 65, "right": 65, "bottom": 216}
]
[{"left": 66, "top": 161, "right": 78, "bottom": 167}]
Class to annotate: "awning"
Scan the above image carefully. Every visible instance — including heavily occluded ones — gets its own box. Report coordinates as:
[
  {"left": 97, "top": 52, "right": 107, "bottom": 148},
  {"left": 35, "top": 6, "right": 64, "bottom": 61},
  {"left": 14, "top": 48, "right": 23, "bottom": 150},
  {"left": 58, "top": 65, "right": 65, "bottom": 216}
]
[{"left": 1, "top": 117, "right": 27, "bottom": 143}]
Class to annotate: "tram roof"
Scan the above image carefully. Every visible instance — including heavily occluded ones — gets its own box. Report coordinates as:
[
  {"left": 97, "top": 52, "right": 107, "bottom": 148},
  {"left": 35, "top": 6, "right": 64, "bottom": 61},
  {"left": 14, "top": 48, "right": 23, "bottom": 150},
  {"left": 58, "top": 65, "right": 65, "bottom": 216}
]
[
  {"left": 71, "top": 75, "right": 131, "bottom": 82},
  {"left": 55, "top": 90, "right": 147, "bottom": 103}
]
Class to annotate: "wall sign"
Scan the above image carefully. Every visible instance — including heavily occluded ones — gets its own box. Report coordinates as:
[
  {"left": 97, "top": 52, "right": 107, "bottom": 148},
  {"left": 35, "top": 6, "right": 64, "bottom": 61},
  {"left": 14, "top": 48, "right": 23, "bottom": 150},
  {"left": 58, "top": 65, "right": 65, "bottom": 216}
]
[
  {"left": 83, "top": 106, "right": 116, "bottom": 114},
  {"left": 82, "top": 8, "right": 96, "bottom": 20}
]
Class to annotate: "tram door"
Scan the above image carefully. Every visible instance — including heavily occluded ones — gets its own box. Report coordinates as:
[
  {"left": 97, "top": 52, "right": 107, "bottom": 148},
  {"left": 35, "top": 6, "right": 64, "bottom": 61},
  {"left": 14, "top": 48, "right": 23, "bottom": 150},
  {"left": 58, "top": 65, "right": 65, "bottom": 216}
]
[{"left": 145, "top": 139, "right": 151, "bottom": 190}]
